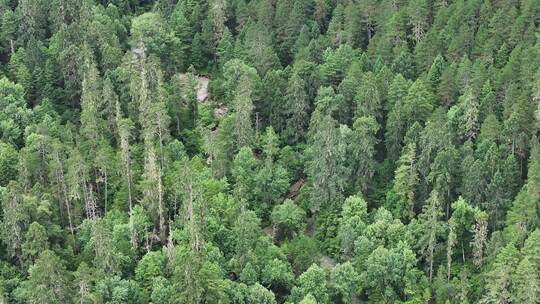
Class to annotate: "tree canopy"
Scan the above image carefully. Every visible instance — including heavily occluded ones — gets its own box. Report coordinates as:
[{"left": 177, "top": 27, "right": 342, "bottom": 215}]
[{"left": 0, "top": 0, "right": 538, "bottom": 303}]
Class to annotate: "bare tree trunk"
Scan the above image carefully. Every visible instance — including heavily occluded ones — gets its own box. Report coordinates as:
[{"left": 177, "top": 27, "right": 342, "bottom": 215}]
[
  {"left": 429, "top": 246, "right": 434, "bottom": 282},
  {"left": 116, "top": 78, "right": 136, "bottom": 249},
  {"left": 446, "top": 188, "right": 450, "bottom": 220},
  {"left": 53, "top": 151, "right": 76, "bottom": 250},
  {"left": 165, "top": 222, "right": 175, "bottom": 274},
  {"left": 157, "top": 166, "right": 166, "bottom": 243},
  {"left": 121, "top": 137, "right": 136, "bottom": 249},
  {"left": 447, "top": 225, "right": 455, "bottom": 282},
  {"left": 158, "top": 125, "right": 165, "bottom": 169},
  {"left": 39, "top": 141, "right": 47, "bottom": 186},
  {"left": 84, "top": 183, "right": 98, "bottom": 221},
  {"left": 126, "top": 158, "right": 136, "bottom": 249},
  {"left": 103, "top": 168, "right": 108, "bottom": 214},
  {"left": 79, "top": 281, "right": 89, "bottom": 304},
  {"left": 188, "top": 181, "right": 198, "bottom": 251},
  {"left": 461, "top": 242, "right": 465, "bottom": 263},
  {"left": 198, "top": 182, "right": 207, "bottom": 247},
  {"left": 413, "top": 23, "right": 425, "bottom": 44}
]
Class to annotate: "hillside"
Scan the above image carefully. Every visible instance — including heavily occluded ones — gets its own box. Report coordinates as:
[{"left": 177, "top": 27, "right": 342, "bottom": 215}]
[{"left": 0, "top": 0, "right": 539, "bottom": 303}]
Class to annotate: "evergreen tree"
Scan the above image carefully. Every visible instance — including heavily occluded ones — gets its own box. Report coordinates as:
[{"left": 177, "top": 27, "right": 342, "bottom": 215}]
[
  {"left": 511, "top": 257, "right": 540, "bottom": 303},
  {"left": 354, "top": 72, "right": 382, "bottom": 121},
  {"left": 1, "top": 182, "right": 31, "bottom": 263},
  {"left": 290, "top": 264, "right": 329, "bottom": 304},
  {"left": 389, "top": 143, "right": 419, "bottom": 221},
  {"left": 385, "top": 74, "right": 410, "bottom": 161},
  {"left": 404, "top": 79, "right": 434, "bottom": 126},
  {"left": 407, "top": 0, "right": 429, "bottom": 44},
  {"left": 481, "top": 244, "right": 520, "bottom": 304},
  {"left": 427, "top": 54, "right": 446, "bottom": 90},
  {"left": 0, "top": 142, "right": 18, "bottom": 186},
  {"left": 0, "top": 1, "right": 537, "bottom": 302},
  {"left": 28, "top": 250, "right": 72, "bottom": 304},
  {"left": 306, "top": 107, "right": 347, "bottom": 212},
  {"left": 234, "top": 74, "right": 255, "bottom": 148},
  {"left": 21, "top": 222, "right": 48, "bottom": 267},
  {"left": 284, "top": 72, "right": 310, "bottom": 144},
  {"left": 0, "top": 77, "right": 31, "bottom": 145},
  {"left": 461, "top": 88, "right": 480, "bottom": 141},
  {"left": 349, "top": 116, "right": 379, "bottom": 194},
  {"left": 417, "top": 190, "right": 446, "bottom": 282}
]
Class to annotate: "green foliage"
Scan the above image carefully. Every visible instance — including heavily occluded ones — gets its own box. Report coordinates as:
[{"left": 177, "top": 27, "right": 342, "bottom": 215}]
[
  {"left": 319, "top": 44, "right": 358, "bottom": 86},
  {"left": 0, "top": 1, "right": 537, "bottom": 302},
  {"left": 511, "top": 257, "right": 540, "bottom": 303},
  {"left": 282, "top": 235, "right": 320, "bottom": 276},
  {"left": 306, "top": 99, "right": 348, "bottom": 212},
  {"left": 28, "top": 250, "right": 72, "bottom": 304},
  {"left": 404, "top": 79, "right": 434, "bottom": 125},
  {"left": 504, "top": 186, "right": 538, "bottom": 246},
  {"left": 247, "top": 283, "right": 277, "bottom": 304},
  {"left": 284, "top": 72, "right": 310, "bottom": 144},
  {"left": 0, "top": 142, "right": 18, "bottom": 186},
  {"left": 329, "top": 262, "right": 359, "bottom": 303},
  {"left": 362, "top": 242, "right": 422, "bottom": 303},
  {"left": 0, "top": 77, "right": 31, "bottom": 145},
  {"left": 349, "top": 116, "right": 380, "bottom": 193},
  {"left": 290, "top": 264, "right": 329, "bottom": 304},
  {"left": 337, "top": 195, "right": 368, "bottom": 257},
  {"left": 481, "top": 243, "right": 520, "bottom": 304},
  {"left": 21, "top": 222, "right": 48, "bottom": 267},
  {"left": 354, "top": 72, "right": 382, "bottom": 120},
  {"left": 271, "top": 200, "right": 306, "bottom": 240},
  {"left": 135, "top": 251, "right": 165, "bottom": 292},
  {"left": 388, "top": 143, "right": 419, "bottom": 221}
]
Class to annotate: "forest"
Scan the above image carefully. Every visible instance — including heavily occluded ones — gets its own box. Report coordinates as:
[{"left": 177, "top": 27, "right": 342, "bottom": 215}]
[{"left": 0, "top": 0, "right": 539, "bottom": 303}]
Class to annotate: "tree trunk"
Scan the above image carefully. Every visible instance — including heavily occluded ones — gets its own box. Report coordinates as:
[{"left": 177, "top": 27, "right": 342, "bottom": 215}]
[
  {"left": 157, "top": 166, "right": 166, "bottom": 243},
  {"left": 103, "top": 168, "right": 108, "bottom": 214},
  {"left": 126, "top": 156, "right": 136, "bottom": 249},
  {"left": 53, "top": 151, "right": 76, "bottom": 251},
  {"left": 188, "top": 180, "right": 198, "bottom": 251}
]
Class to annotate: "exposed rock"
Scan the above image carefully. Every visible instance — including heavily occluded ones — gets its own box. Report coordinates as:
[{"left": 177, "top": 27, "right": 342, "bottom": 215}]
[
  {"left": 286, "top": 178, "right": 305, "bottom": 200},
  {"left": 320, "top": 255, "right": 337, "bottom": 268},
  {"left": 304, "top": 216, "right": 316, "bottom": 237},
  {"left": 177, "top": 73, "right": 210, "bottom": 102},
  {"left": 131, "top": 47, "right": 145, "bottom": 59},
  {"left": 263, "top": 225, "right": 274, "bottom": 237},
  {"left": 214, "top": 103, "right": 228, "bottom": 118},
  {"left": 196, "top": 76, "right": 209, "bottom": 101}
]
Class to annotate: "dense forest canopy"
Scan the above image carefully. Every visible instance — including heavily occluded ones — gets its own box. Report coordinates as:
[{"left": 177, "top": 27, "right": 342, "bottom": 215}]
[{"left": 0, "top": 0, "right": 539, "bottom": 303}]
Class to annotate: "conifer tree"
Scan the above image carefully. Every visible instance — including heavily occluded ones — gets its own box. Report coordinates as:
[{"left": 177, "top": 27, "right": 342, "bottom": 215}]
[
  {"left": 349, "top": 116, "right": 379, "bottom": 194},
  {"left": 306, "top": 107, "right": 347, "bottom": 212},
  {"left": 511, "top": 257, "right": 540, "bottom": 303},
  {"left": 234, "top": 74, "right": 255, "bottom": 148},
  {"left": 354, "top": 72, "right": 382, "bottom": 121},
  {"left": 21, "top": 222, "right": 48, "bottom": 267},
  {"left": 408, "top": 0, "right": 428, "bottom": 44},
  {"left": 418, "top": 190, "right": 446, "bottom": 282},
  {"left": 28, "top": 250, "right": 72, "bottom": 303},
  {"left": 385, "top": 74, "right": 410, "bottom": 161},
  {"left": 481, "top": 244, "right": 520, "bottom": 304},
  {"left": 116, "top": 106, "right": 137, "bottom": 249},
  {"left": 284, "top": 72, "right": 309, "bottom": 144},
  {"left": 404, "top": 79, "right": 434, "bottom": 126},
  {"left": 2, "top": 182, "right": 30, "bottom": 263},
  {"left": 390, "top": 143, "right": 418, "bottom": 221}
]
